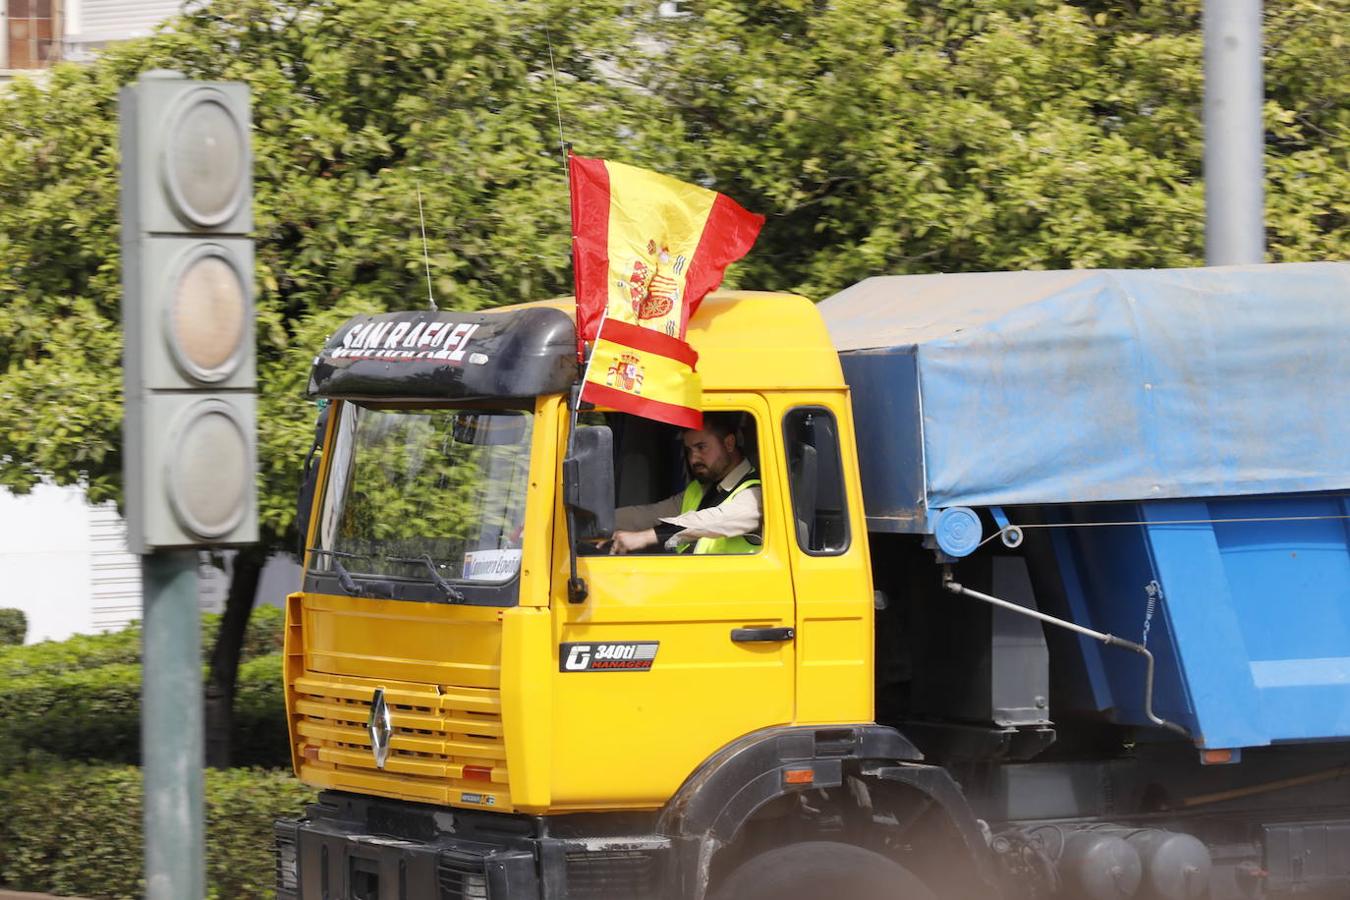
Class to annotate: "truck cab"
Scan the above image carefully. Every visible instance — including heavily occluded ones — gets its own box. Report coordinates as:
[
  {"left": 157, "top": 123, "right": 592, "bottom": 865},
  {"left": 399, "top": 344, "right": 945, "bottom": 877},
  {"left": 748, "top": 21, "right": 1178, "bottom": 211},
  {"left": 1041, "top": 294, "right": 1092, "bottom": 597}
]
[{"left": 278, "top": 292, "right": 980, "bottom": 900}]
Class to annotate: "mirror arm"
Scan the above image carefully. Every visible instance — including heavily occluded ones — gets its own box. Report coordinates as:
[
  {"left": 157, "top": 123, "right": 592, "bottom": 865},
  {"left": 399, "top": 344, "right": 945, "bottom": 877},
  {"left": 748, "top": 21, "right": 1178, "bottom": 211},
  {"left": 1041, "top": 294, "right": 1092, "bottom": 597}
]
[
  {"left": 566, "top": 508, "right": 588, "bottom": 604},
  {"left": 564, "top": 381, "right": 588, "bottom": 604}
]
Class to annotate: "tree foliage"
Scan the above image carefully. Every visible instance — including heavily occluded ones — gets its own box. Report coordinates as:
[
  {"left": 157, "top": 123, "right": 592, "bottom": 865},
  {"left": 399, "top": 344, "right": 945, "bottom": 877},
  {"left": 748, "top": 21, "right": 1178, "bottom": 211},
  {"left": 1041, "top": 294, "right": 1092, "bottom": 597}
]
[
  {"left": 626, "top": 0, "right": 1347, "bottom": 297},
  {"left": 0, "top": 0, "right": 1345, "bottom": 524},
  {"left": 0, "top": 0, "right": 635, "bottom": 536}
]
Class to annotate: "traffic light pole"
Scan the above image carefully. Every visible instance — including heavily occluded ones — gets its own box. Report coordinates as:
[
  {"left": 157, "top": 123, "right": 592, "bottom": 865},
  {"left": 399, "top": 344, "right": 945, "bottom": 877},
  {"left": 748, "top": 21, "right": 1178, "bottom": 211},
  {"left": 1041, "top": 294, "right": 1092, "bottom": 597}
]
[
  {"left": 1203, "top": 0, "right": 1265, "bottom": 265},
  {"left": 141, "top": 551, "right": 205, "bottom": 900},
  {"left": 120, "top": 72, "right": 254, "bottom": 898}
]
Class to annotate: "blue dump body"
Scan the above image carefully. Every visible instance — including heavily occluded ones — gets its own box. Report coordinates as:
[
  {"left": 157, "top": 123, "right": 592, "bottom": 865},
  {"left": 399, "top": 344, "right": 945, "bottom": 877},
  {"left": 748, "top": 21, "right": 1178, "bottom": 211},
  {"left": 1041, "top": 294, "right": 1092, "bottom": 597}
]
[
  {"left": 819, "top": 263, "right": 1350, "bottom": 749},
  {"left": 1036, "top": 494, "right": 1350, "bottom": 749}
]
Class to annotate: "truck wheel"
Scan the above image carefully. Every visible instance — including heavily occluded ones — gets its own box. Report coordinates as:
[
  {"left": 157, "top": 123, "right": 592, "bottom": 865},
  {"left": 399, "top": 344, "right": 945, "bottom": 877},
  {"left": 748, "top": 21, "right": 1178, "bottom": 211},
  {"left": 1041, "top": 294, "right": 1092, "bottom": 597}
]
[{"left": 708, "top": 841, "right": 937, "bottom": 900}]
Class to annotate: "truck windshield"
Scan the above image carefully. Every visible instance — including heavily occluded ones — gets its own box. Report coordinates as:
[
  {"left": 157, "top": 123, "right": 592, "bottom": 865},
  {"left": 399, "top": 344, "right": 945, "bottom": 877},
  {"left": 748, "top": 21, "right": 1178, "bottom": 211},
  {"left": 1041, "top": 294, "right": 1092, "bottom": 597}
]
[{"left": 312, "top": 404, "right": 532, "bottom": 597}]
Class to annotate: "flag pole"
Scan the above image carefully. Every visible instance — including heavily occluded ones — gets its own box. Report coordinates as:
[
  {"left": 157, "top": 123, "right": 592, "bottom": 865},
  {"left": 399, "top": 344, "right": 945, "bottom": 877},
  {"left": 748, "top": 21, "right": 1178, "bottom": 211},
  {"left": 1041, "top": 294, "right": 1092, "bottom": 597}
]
[
  {"left": 562, "top": 142, "right": 593, "bottom": 603},
  {"left": 576, "top": 304, "right": 608, "bottom": 395},
  {"left": 564, "top": 144, "right": 587, "bottom": 366}
]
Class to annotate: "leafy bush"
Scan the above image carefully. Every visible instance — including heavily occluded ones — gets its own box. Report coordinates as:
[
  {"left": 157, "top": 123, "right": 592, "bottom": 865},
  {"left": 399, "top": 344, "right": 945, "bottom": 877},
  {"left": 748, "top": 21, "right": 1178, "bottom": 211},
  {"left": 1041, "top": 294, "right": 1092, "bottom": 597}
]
[
  {"left": 0, "top": 653, "right": 289, "bottom": 770},
  {"left": 233, "top": 654, "right": 291, "bottom": 769},
  {"left": 0, "top": 762, "right": 316, "bottom": 899},
  {"left": 238, "top": 604, "right": 286, "bottom": 660},
  {"left": 0, "top": 608, "right": 26, "bottom": 646},
  {"left": 0, "top": 610, "right": 296, "bottom": 896},
  {"left": 0, "top": 626, "right": 141, "bottom": 681},
  {"left": 0, "top": 662, "right": 144, "bottom": 768},
  {"left": 210, "top": 603, "right": 289, "bottom": 666},
  {"left": 0, "top": 603, "right": 285, "bottom": 680}
]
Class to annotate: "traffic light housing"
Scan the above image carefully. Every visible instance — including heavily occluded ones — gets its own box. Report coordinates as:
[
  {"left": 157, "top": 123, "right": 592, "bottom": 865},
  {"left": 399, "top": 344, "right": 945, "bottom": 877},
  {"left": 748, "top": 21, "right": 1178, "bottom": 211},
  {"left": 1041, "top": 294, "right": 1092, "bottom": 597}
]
[{"left": 120, "top": 71, "right": 257, "bottom": 554}]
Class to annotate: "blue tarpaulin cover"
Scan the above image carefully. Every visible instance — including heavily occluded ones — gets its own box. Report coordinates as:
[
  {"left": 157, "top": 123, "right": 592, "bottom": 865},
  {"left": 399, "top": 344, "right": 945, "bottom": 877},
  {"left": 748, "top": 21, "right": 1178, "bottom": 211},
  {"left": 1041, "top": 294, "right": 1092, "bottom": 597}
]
[{"left": 819, "top": 263, "right": 1350, "bottom": 527}]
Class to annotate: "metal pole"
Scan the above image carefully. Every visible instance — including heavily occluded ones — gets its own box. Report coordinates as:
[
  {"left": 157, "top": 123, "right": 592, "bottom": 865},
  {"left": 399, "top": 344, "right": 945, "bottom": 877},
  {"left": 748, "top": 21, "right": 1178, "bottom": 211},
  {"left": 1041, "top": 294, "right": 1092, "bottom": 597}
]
[
  {"left": 943, "top": 574, "right": 1191, "bottom": 739},
  {"left": 1203, "top": 0, "right": 1266, "bottom": 265},
  {"left": 141, "top": 551, "right": 205, "bottom": 900}
]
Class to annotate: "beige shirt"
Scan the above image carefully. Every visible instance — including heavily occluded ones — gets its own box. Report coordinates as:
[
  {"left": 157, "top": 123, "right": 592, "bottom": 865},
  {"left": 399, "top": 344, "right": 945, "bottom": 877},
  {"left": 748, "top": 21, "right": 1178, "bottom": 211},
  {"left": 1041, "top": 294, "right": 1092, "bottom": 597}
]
[{"left": 615, "top": 458, "right": 762, "bottom": 550}]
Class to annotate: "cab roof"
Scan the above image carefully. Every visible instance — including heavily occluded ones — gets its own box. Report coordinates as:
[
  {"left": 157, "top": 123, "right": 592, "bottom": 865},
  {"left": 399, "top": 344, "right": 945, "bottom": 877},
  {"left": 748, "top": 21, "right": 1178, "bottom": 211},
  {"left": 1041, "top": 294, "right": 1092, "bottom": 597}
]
[
  {"left": 309, "top": 291, "right": 843, "bottom": 402},
  {"left": 502, "top": 291, "right": 845, "bottom": 392}
]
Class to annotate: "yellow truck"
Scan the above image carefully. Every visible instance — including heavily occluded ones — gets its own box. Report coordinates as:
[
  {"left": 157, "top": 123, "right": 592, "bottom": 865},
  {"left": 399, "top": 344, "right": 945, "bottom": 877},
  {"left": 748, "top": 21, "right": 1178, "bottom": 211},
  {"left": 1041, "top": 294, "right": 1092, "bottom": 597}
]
[{"left": 275, "top": 264, "right": 1350, "bottom": 900}]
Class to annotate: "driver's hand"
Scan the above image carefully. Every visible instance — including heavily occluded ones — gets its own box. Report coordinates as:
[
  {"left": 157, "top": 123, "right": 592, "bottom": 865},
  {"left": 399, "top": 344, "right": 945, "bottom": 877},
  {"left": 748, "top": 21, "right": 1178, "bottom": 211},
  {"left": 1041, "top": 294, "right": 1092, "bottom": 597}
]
[{"left": 610, "top": 528, "right": 658, "bottom": 554}]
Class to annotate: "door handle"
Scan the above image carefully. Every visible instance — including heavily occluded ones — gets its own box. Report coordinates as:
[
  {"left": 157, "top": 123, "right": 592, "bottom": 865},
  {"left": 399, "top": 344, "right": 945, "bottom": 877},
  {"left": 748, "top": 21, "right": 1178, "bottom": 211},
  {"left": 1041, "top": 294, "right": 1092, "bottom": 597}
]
[{"left": 731, "top": 627, "right": 795, "bottom": 643}]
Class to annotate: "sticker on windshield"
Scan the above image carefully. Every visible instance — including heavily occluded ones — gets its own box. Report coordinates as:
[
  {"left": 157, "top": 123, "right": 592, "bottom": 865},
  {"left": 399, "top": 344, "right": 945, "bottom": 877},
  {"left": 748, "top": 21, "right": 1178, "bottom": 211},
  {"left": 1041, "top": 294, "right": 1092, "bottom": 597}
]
[
  {"left": 560, "top": 642, "right": 659, "bottom": 672},
  {"left": 462, "top": 549, "right": 522, "bottom": 581}
]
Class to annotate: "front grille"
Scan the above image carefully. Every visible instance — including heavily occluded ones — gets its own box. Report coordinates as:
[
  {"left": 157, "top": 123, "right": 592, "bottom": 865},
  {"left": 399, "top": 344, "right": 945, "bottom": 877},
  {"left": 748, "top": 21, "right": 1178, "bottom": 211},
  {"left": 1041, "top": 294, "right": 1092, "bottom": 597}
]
[
  {"left": 438, "top": 851, "right": 490, "bottom": 900},
  {"left": 564, "top": 849, "right": 660, "bottom": 899},
  {"left": 292, "top": 673, "right": 510, "bottom": 808}
]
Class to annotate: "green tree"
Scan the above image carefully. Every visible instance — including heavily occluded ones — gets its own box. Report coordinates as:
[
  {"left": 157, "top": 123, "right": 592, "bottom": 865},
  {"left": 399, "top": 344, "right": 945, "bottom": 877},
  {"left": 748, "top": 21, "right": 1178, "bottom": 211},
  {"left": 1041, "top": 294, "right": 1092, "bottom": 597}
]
[
  {"left": 622, "top": 0, "right": 1346, "bottom": 298},
  {"left": 0, "top": 0, "right": 639, "bottom": 764}
]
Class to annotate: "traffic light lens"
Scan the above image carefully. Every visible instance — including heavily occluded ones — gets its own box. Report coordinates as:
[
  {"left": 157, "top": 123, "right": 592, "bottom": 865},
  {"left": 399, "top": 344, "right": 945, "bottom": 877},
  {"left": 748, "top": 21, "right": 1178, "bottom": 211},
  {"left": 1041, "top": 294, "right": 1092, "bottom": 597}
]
[
  {"left": 169, "top": 402, "right": 250, "bottom": 539},
  {"left": 170, "top": 252, "right": 247, "bottom": 380},
  {"left": 166, "top": 94, "right": 246, "bottom": 227}
]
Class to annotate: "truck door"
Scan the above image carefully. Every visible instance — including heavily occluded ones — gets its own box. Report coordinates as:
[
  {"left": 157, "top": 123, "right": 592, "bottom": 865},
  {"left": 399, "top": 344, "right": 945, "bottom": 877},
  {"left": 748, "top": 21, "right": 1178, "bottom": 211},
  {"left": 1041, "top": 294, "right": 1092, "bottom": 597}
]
[
  {"left": 551, "top": 393, "right": 796, "bottom": 808},
  {"left": 776, "top": 398, "right": 874, "bottom": 725}
]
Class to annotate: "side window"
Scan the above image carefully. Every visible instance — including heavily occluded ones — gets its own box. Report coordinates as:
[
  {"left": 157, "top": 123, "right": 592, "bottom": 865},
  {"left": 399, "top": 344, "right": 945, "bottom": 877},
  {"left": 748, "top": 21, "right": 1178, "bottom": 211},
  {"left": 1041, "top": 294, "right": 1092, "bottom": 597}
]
[
  {"left": 596, "top": 410, "right": 763, "bottom": 555},
  {"left": 783, "top": 407, "right": 850, "bottom": 555}
]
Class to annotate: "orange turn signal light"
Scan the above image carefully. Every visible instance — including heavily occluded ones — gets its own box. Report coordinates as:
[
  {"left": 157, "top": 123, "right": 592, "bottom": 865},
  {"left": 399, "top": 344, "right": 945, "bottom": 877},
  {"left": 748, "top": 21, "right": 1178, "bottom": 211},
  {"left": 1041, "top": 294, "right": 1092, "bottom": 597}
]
[
  {"left": 302, "top": 744, "right": 320, "bottom": 762},
  {"left": 784, "top": 768, "right": 814, "bottom": 785},
  {"left": 463, "top": 765, "right": 494, "bottom": 782},
  {"left": 1201, "top": 749, "right": 1235, "bottom": 766}
]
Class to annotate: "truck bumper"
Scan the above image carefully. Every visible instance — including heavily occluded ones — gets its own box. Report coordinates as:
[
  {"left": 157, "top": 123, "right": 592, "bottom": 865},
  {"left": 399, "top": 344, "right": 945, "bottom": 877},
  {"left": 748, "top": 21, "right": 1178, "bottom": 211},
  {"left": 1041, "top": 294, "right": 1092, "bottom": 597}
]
[{"left": 274, "top": 792, "right": 667, "bottom": 900}]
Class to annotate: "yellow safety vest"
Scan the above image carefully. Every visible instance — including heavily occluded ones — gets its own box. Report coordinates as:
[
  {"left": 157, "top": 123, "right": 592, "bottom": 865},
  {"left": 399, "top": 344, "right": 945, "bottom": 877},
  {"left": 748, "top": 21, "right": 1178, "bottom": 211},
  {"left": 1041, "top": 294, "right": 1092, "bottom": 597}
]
[{"left": 675, "top": 476, "right": 761, "bottom": 555}]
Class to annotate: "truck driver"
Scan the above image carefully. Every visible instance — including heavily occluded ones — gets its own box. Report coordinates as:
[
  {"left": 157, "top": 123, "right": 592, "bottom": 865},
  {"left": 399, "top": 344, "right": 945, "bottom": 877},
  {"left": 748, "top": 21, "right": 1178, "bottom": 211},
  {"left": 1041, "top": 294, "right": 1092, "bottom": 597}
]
[{"left": 609, "top": 412, "right": 762, "bottom": 555}]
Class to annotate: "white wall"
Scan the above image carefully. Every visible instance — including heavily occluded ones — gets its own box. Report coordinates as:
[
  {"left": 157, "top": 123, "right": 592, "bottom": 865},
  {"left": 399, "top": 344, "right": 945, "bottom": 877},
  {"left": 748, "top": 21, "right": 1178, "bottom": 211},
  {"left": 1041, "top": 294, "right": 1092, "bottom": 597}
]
[
  {"left": 0, "top": 483, "right": 99, "bottom": 643},
  {"left": 0, "top": 484, "right": 243, "bottom": 644},
  {"left": 62, "top": 0, "right": 186, "bottom": 61}
]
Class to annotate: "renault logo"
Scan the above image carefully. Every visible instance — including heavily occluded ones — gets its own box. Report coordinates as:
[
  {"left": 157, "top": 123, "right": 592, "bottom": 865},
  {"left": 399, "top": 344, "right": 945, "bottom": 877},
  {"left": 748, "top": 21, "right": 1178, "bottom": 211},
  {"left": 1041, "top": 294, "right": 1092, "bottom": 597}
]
[{"left": 367, "top": 688, "right": 392, "bottom": 769}]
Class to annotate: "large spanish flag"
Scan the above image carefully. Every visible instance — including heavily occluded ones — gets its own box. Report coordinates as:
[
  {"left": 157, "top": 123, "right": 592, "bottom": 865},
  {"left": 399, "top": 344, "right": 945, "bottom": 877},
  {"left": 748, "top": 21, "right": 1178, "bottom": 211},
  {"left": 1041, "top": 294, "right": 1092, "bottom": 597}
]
[
  {"left": 569, "top": 154, "right": 764, "bottom": 343},
  {"left": 570, "top": 154, "right": 763, "bottom": 428}
]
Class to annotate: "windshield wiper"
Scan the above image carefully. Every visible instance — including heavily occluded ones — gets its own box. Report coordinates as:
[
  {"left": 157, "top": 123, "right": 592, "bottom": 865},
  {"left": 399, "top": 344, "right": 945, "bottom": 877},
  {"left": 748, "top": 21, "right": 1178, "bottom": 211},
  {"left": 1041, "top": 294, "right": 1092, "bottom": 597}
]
[
  {"left": 386, "top": 555, "right": 466, "bottom": 603},
  {"left": 307, "top": 548, "right": 374, "bottom": 598}
]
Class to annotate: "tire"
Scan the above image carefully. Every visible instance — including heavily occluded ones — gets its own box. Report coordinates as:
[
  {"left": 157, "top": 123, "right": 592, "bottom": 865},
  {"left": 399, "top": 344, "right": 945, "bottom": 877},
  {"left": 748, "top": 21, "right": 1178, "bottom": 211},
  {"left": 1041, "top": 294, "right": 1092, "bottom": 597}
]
[{"left": 707, "top": 840, "right": 938, "bottom": 900}]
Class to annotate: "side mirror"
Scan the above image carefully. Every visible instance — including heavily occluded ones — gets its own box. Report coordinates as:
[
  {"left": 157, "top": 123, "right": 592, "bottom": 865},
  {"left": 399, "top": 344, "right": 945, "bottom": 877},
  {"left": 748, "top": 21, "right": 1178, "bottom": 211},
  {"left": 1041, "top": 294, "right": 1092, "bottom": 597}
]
[{"left": 563, "top": 425, "right": 615, "bottom": 541}]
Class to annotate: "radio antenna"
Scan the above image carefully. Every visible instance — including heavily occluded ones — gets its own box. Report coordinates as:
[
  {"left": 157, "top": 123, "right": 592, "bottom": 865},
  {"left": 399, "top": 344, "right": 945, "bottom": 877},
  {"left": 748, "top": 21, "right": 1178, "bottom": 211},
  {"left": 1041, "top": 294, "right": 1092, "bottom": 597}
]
[
  {"left": 544, "top": 24, "right": 567, "bottom": 177},
  {"left": 416, "top": 184, "right": 438, "bottom": 311}
]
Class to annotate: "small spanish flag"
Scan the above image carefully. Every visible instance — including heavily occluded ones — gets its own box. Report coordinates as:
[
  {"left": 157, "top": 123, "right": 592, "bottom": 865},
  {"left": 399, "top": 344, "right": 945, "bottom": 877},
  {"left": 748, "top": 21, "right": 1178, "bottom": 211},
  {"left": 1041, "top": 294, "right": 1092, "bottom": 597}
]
[
  {"left": 570, "top": 154, "right": 763, "bottom": 427},
  {"left": 582, "top": 318, "right": 702, "bottom": 428}
]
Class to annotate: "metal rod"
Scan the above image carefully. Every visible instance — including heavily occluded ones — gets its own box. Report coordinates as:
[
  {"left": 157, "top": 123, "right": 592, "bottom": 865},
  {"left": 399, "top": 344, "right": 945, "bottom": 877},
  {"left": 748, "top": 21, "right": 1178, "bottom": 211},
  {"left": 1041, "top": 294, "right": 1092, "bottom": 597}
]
[
  {"left": 1182, "top": 763, "right": 1350, "bottom": 809},
  {"left": 564, "top": 381, "right": 588, "bottom": 603},
  {"left": 978, "top": 513, "right": 1350, "bottom": 551},
  {"left": 1204, "top": 0, "right": 1266, "bottom": 265},
  {"left": 141, "top": 550, "right": 204, "bottom": 900},
  {"left": 544, "top": 24, "right": 568, "bottom": 177},
  {"left": 416, "top": 184, "right": 437, "bottom": 312},
  {"left": 943, "top": 572, "right": 1190, "bottom": 739}
]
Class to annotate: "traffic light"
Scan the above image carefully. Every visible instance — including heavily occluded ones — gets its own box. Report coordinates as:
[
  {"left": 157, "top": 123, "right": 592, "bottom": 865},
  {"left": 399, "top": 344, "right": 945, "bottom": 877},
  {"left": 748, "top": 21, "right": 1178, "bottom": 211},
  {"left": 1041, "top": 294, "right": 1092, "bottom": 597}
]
[{"left": 120, "top": 70, "right": 257, "bottom": 554}]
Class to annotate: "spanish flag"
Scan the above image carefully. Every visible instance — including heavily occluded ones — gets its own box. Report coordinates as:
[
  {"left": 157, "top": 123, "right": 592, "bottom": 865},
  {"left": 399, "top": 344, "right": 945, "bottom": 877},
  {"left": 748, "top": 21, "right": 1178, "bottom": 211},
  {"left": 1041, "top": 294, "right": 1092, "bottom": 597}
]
[
  {"left": 570, "top": 154, "right": 763, "bottom": 427},
  {"left": 581, "top": 319, "right": 703, "bottom": 428}
]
